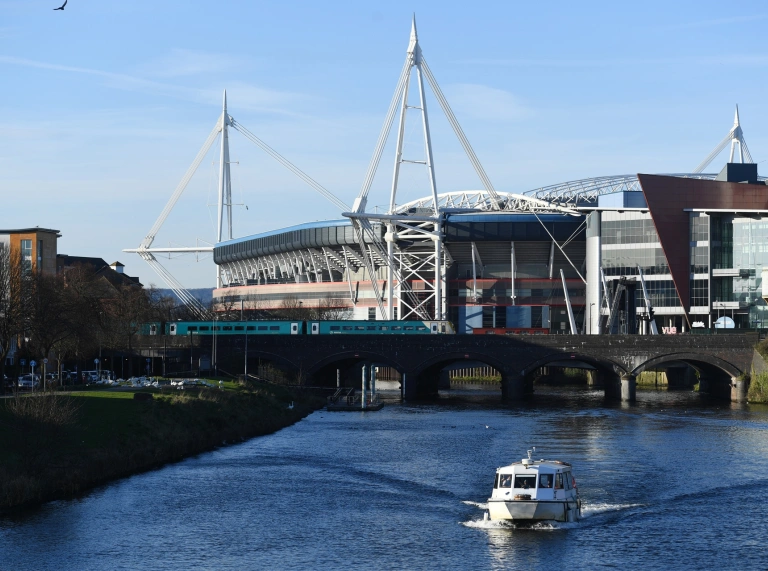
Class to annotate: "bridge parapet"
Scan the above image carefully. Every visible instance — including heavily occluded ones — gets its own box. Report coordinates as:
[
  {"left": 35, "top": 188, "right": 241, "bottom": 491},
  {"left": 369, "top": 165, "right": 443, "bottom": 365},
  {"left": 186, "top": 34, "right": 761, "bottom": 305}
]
[{"left": 151, "top": 332, "right": 758, "bottom": 403}]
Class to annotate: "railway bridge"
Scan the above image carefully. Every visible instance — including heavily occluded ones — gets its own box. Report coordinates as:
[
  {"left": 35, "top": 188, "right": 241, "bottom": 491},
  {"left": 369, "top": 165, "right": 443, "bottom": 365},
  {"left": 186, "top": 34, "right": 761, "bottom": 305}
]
[{"left": 192, "top": 332, "right": 760, "bottom": 403}]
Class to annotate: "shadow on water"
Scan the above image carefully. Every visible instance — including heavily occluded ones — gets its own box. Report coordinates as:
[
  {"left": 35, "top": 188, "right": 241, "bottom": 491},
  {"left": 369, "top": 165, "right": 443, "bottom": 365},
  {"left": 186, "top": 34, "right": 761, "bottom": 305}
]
[{"left": 429, "top": 385, "right": 738, "bottom": 413}]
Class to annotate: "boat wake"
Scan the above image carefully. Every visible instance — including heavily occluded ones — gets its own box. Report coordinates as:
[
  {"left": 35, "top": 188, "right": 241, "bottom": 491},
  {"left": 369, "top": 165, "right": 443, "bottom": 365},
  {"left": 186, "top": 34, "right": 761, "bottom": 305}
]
[
  {"left": 461, "top": 518, "right": 570, "bottom": 531},
  {"left": 462, "top": 500, "right": 488, "bottom": 510},
  {"left": 581, "top": 502, "right": 644, "bottom": 518}
]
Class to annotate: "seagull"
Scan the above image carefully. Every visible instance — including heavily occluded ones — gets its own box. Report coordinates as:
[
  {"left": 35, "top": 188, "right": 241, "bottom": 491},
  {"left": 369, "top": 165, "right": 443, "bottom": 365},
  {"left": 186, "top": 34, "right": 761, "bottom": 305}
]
[{"left": 53, "top": 0, "right": 67, "bottom": 10}]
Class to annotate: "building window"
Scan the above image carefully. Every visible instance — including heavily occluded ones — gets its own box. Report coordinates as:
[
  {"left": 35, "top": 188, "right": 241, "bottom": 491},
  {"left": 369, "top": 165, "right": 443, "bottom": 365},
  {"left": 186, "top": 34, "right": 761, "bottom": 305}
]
[
  {"left": 495, "top": 307, "right": 507, "bottom": 328},
  {"left": 368, "top": 307, "right": 376, "bottom": 321},
  {"left": 482, "top": 306, "right": 494, "bottom": 328},
  {"left": 20, "top": 239, "right": 32, "bottom": 273}
]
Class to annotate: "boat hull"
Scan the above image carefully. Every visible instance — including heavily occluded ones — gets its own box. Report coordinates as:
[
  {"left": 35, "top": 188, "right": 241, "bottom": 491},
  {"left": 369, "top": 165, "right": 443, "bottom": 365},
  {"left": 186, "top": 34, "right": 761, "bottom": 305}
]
[{"left": 487, "top": 499, "right": 580, "bottom": 522}]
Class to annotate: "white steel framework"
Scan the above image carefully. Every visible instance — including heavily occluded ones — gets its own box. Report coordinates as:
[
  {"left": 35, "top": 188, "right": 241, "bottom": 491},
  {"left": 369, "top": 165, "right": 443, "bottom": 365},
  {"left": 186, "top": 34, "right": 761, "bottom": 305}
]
[
  {"left": 694, "top": 105, "right": 753, "bottom": 173},
  {"left": 347, "top": 17, "right": 512, "bottom": 321},
  {"left": 125, "top": 91, "right": 349, "bottom": 315}
]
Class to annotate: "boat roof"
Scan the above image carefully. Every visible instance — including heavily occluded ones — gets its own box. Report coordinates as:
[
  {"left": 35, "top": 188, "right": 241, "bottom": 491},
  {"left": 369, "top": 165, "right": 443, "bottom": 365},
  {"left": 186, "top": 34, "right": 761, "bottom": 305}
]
[{"left": 497, "top": 459, "right": 573, "bottom": 472}]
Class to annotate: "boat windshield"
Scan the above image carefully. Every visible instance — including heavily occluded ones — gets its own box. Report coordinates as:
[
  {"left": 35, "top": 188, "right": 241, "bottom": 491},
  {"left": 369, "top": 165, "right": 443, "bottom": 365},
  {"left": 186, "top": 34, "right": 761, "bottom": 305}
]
[{"left": 514, "top": 475, "right": 537, "bottom": 489}]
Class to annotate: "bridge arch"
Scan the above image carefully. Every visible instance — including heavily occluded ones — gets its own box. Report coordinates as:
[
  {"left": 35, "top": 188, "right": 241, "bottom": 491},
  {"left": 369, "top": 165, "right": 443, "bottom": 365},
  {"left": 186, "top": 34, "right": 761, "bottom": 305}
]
[
  {"left": 409, "top": 352, "right": 511, "bottom": 399},
  {"left": 630, "top": 352, "right": 743, "bottom": 378},
  {"left": 522, "top": 353, "right": 628, "bottom": 378},
  {"left": 243, "top": 349, "right": 302, "bottom": 381},
  {"left": 307, "top": 350, "right": 406, "bottom": 390}
]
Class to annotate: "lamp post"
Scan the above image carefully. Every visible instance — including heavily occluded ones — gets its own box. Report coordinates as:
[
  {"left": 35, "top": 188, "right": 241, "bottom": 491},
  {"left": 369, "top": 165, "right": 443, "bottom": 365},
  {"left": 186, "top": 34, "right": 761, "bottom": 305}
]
[
  {"left": 30, "top": 360, "right": 36, "bottom": 392},
  {"left": 212, "top": 315, "right": 218, "bottom": 377},
  {"left": 589, "top": 303, "right": 596, "bottom": 335},
  {"left": 244, "top": 320, "right": 249, "bottom": 380}
]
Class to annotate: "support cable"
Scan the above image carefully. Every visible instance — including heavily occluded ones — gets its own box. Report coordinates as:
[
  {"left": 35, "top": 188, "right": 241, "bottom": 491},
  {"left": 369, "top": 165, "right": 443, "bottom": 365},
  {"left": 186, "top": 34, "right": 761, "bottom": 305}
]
[
  {"left": 142, "top": 119, "right": 222, "bottom": 248},
  {"left": 355, "top": 60, "right": 412, "bottom": 210},
  {"left": 421, "top": 59, "right": 502, "bottom": 209},
  {"left": 532, "top": 211, "right": 586, "bottom": 283},
  {"left": 229, "top": 119, "right": 350, "bottom": 213}
]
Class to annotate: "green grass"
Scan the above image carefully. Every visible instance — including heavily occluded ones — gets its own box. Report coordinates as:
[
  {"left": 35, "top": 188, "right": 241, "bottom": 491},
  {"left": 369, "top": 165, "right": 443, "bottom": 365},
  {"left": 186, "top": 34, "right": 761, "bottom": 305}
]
[
  {"left": 748, "top": 371, "right": 768, "bottom": 403},
  {"left": 0, "top": 384, "right": 323, "bottom": 511}
]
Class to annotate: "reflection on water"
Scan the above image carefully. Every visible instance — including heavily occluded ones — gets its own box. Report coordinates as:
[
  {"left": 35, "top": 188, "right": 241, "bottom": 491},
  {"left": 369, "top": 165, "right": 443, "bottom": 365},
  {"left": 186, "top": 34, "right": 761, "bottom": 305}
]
[{"left": 1, "top": 387, "right": 768, "bottom": 570}]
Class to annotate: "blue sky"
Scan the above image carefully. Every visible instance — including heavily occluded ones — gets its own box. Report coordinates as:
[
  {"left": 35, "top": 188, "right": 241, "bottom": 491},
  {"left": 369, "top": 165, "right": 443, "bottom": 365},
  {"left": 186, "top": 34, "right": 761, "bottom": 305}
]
[{"left": 2, "top": 0, "right": 768, "bottom": 288}]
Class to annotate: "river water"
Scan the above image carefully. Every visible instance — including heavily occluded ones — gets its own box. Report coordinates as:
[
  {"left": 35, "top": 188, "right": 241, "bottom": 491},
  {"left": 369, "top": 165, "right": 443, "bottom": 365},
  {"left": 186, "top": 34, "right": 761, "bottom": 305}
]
[{"left": 2, "top": 388, "right": 768, "bottom": 570}]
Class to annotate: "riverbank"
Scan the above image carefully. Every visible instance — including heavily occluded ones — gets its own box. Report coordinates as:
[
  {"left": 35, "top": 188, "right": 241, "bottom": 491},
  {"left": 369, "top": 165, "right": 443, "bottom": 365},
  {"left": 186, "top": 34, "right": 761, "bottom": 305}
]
[{"left": 0, "top": 383, "right": 323, "bottom": 512}]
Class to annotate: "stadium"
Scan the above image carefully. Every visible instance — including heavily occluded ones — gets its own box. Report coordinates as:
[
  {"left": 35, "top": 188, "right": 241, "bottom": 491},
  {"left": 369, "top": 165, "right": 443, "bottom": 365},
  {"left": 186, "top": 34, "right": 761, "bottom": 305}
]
[{"left": 137, "top": 20, "right": 768, "bottom": 336}]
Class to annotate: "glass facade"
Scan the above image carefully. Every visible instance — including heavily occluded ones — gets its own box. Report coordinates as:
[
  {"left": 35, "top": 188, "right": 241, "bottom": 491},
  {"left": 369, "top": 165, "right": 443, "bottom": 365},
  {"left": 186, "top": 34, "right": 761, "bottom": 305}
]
[
  {"left": 690, "top": 214, "right": 709, "bottom": 308},
  {"left": 600, "top": 211, "right": 680, "bottom": 309},
  {"left": 710, "top": 214, "right": 768, "bottom": 327}
]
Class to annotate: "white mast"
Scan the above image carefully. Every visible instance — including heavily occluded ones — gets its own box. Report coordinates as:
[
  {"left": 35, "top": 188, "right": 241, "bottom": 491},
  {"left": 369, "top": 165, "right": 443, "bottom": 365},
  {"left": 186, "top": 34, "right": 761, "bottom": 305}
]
[
  {"left": 694, "top": 105, "right": 753, "bottom": 173},
  {"left": 217, "top": 90, "right": 233, "bottom": 287}
]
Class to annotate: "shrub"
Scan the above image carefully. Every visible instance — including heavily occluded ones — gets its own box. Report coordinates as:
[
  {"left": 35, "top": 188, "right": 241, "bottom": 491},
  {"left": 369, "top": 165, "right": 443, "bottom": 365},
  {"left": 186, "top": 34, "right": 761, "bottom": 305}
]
[{"left": 748, "top": 371, "right": 768, "bottom": 403}]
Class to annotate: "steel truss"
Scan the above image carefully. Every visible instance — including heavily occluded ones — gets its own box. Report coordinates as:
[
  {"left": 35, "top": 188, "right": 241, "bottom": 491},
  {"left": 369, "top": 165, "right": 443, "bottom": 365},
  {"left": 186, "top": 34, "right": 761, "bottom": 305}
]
[{"left": 345, "top": 17, "right": 522, "bottom": 321}]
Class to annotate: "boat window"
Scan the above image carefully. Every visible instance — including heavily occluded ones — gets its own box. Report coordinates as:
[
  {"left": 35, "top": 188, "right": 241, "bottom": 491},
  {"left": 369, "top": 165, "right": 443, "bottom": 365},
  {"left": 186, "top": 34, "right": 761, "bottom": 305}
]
[
  {"left": 258, "top": 326, "right": 268, "bottom": 331},
  {"left": 514, "top": 475, "right": 536, "bottom": 489},
  {"left": 269, "top": 326, "right": 280, "bottom": 331},
  {"left": 494, "top": 473, "right": 500, "bottom": 489},
  {"left": 330, "top": 326, "right": 340, "bottom": 331},
  {"left": 554, "top": 473, "right": 563, "bottom": 489},
  {"left": 499, "top": 474, "right": 513, "bottom": 488},
  {"left": 188, "top": 326, "right": 198, "bottom": 331},
  {"left": 539, "top": 474, "right": 553, "bottom": 489},
  {"left": 563, "top": 472, "right": 571, "bottom": 490}
]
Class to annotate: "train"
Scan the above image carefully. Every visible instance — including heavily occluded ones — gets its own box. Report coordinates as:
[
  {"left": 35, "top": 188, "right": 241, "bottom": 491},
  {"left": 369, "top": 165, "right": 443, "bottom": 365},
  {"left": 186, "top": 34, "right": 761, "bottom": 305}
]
[{"left": 143, "top": 320, "right": 455, "bottom": 336}]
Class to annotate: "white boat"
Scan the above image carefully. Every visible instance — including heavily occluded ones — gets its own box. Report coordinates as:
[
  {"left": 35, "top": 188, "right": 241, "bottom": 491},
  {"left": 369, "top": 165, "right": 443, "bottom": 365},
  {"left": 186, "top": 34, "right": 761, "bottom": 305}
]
[{"left": 487, "top": 448, "right": 581, "bottom": 522}]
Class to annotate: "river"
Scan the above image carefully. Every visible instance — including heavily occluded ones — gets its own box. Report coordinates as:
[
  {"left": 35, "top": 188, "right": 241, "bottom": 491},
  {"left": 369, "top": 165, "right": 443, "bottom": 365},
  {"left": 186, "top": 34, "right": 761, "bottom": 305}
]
[{"left": 2, "top": 387, "right": 768, "bottom": 570}]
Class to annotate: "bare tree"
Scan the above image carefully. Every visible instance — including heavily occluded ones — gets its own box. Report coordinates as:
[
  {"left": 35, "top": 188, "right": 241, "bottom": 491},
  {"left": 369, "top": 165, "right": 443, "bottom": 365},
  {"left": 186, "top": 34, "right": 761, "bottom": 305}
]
[
  {"left": 0, "top": 246, "right": 24, "bottom": 390},
  {"left": 315, "top": 294, "right": 352, "bottom": 320},
  {"left": 24, "top": 272, "right": 81, "bottom": 372},
  {"left": 279, "top": 295, "right": 310, "bottom": 320}
]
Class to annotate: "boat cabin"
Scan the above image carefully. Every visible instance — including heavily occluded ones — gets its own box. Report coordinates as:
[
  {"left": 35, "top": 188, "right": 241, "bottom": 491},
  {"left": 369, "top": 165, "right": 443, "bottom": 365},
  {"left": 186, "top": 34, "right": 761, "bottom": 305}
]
[{"left": 492, "top": 460, "right": 575, "bottom": 501}]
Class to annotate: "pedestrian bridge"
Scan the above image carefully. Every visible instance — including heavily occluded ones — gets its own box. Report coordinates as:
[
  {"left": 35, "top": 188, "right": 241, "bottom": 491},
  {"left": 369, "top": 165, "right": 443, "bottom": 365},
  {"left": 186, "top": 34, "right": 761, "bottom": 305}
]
[{"left": 197, "top": 332, "right": 760, "bottom": 403}]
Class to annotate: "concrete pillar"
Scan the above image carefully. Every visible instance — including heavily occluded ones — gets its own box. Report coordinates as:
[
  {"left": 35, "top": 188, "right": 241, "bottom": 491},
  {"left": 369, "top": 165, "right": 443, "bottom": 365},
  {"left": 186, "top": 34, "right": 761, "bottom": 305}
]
[
  {"left": 730, "top": 376, "right": 748, "bottom": 403},
  {"left": 586, "top": 369, "right": 604, "bottom": 388},
  {"left": 402, "top": 372, "right": 418, "bottom": 401},
  {"left": 370, "top": 365, "right": 376, "bottom": 397},
  {"left": 621, "top": 374, "right": 636, "bottom": 403},
  {"left": 361, "top": 364, "right": 367, "bottom": 410},
  {"left": 501, "top": 372, "right": 525, "bottom": 401},
  {"left": 585, "top": 212, "right": 602, "bottom": 334}
]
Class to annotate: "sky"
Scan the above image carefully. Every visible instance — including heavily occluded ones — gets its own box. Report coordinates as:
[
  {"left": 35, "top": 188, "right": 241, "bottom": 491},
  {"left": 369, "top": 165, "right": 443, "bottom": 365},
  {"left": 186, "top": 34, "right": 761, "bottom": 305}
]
[{"left": 2, "top": 0, "right": 768, "bottom": 289}]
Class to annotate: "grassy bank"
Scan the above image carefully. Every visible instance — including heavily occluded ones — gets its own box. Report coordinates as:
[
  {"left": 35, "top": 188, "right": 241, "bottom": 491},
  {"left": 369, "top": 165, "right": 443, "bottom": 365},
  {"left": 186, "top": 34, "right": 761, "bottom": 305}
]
[
  {"left": 0, "top": 383, "right": 322, "bottom": 511},
  {"left": 748, "top": 371, "right": 768, "bottom": 403}
]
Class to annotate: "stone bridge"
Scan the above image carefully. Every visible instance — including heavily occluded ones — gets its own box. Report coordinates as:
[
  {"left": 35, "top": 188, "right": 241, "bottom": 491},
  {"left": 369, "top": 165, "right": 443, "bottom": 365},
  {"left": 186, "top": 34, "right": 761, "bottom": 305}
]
[{"left": 179, "top": 331, "right": 762, "bottom": 403}]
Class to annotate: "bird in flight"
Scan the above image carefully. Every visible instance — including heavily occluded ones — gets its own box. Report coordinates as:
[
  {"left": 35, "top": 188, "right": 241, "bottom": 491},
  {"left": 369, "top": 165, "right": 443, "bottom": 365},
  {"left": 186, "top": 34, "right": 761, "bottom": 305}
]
[{"left": 53, "top": 0, "right": 67, "bottom": 10}]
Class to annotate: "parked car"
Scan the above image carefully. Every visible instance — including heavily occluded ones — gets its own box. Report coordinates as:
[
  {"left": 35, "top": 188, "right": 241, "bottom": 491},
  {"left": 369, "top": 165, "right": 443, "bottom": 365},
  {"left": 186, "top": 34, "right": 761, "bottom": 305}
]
[{"left": 17, "top": 374, "right": 40, "bottom": 390}]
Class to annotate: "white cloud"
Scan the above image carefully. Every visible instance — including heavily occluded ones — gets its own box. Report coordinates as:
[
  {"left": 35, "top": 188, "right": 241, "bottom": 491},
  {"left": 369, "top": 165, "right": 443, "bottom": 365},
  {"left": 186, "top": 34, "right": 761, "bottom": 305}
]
[
  {"left": 139, "top": 48, "right": 248, "bottom": 78},
  {"left": 0, "top": 55, "right": 307, "bottom": 115},
  {"left": 443, "top": 83, "right": 530, "bottom": 122}
]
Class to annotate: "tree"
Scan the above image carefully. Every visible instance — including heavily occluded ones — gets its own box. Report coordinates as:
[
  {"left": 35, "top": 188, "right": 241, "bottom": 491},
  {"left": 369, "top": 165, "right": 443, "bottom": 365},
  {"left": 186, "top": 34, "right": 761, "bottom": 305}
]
[
  {"left": 0, "top": 246, "right": 25, "bottom": 390},
  {"left": 102, "top": 285, "right": 154, "bottom": 377},
  {"left": 23, "top": 272, "right": 81, "bottom": 379}
]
